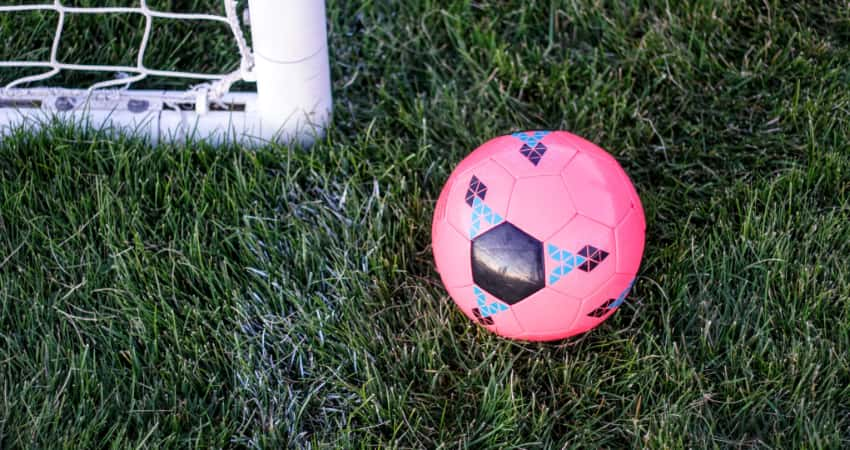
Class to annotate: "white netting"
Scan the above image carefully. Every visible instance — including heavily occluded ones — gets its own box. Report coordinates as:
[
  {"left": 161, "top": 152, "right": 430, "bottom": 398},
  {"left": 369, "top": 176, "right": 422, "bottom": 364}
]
[{"left": 0, "top": 0, "right": 255, "bottom": 103}]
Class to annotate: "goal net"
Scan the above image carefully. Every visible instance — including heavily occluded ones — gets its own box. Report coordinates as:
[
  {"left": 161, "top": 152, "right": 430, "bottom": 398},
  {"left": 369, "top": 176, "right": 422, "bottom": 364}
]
[{"left": 0, "top": 0, "right": 332, "bottom": 146}]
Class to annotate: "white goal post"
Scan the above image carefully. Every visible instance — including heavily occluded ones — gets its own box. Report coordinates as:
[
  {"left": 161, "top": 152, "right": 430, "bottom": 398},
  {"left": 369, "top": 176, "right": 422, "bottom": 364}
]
[{"left": 0, "top": 0, "right": 332, "bottom": 147}]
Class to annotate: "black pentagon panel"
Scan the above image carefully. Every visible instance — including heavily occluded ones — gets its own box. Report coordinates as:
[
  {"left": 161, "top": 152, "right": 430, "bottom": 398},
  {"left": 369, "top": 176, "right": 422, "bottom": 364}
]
[{"left": 471, "top": 222, "right": 545, "bottom": 304}]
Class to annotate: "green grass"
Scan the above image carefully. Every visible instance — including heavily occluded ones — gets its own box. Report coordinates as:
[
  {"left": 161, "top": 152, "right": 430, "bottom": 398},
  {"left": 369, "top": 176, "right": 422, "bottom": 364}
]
[{"left": 2, "top": 0, "right": 850, "bottom": 447}]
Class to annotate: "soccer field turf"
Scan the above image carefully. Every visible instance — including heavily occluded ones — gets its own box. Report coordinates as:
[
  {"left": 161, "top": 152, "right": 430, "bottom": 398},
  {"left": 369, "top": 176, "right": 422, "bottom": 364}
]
[{"left": 1, "top": 1, "right": 849, "bottom": 447}]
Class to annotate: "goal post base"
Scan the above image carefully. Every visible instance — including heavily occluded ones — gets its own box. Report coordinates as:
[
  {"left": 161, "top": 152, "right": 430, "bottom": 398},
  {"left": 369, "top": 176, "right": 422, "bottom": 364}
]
[
  {"left": 0, "top": 88, "right": 329, "bottom": 147},
  {"left": 0, "top": 0, "right": 333, "bottom": 148}
]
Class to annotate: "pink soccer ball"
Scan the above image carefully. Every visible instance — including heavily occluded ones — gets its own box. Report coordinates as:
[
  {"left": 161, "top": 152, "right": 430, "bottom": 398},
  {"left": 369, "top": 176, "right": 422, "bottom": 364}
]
[{"left": 432, "top": 131, "right": 646, "bottom": 341}]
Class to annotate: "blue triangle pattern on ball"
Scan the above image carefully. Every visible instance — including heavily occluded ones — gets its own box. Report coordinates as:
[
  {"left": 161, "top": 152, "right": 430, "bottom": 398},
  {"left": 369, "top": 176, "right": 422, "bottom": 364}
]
[
  {"left": 609, "top": 278, "right": 635, "bottom": 309},
  {"left": 547, "top": 243, "right": 586, "bottom": 285},
  {"left": 469, "top": 197, "right": 503, "bottom": 238},
  {"left": 473, "top": 286, "right": 509, "bottom": 318},
  {"left": 511, "top": 130, "right": 551, "bottom": 148},
  {"left": 474, "top": 286, "right": 486, "bottom": 305}
]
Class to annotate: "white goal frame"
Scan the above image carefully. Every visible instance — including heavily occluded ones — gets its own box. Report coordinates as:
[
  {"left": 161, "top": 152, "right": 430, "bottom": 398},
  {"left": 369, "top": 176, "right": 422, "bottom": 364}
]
[{"left": 0, "top": 0, "right": 332, "bottom": 147}]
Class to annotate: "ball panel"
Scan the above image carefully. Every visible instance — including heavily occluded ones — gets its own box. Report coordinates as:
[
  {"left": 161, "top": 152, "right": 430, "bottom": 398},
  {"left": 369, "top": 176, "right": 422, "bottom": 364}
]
[
  {"left": 617, "top": 163, "right": 643, "bottom": 209},
  {"left": 553, "top": 131, "right": 619, "bottom": 165},
  {"left": 545, "top": 215, "right": 616, "bottom": 298},
  {"left": 432, "top": 219, "right": 473, "bottom": 288},
  {"left": 561, "top": 152, "right": 633, "bottom": 227},
  {"left": 571, "top": 273, "right": 635, "bottom": 336},
  {"left": 491, "top": 131, "right": 577, "bottom": 177},
  {"left": 489, "top": 306, "right": 526, "bottom": 339},
  {"left": 453, "top": 135, "right": 517, "bottom": 175},
  {"left": 615, "top": 207, "right": 646, "bottom": 276},
  {"left": 505, "top": 176, "right": 577, "bottom": 241},
  {"left": 445, "top": 160, "right": 515, "bottom": 239},
  {"left": 510, "top": 287, "right": 581, "bottom": 341},
  {"left": 432, "top": 176, "right": 453, "bottom": 234}
]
